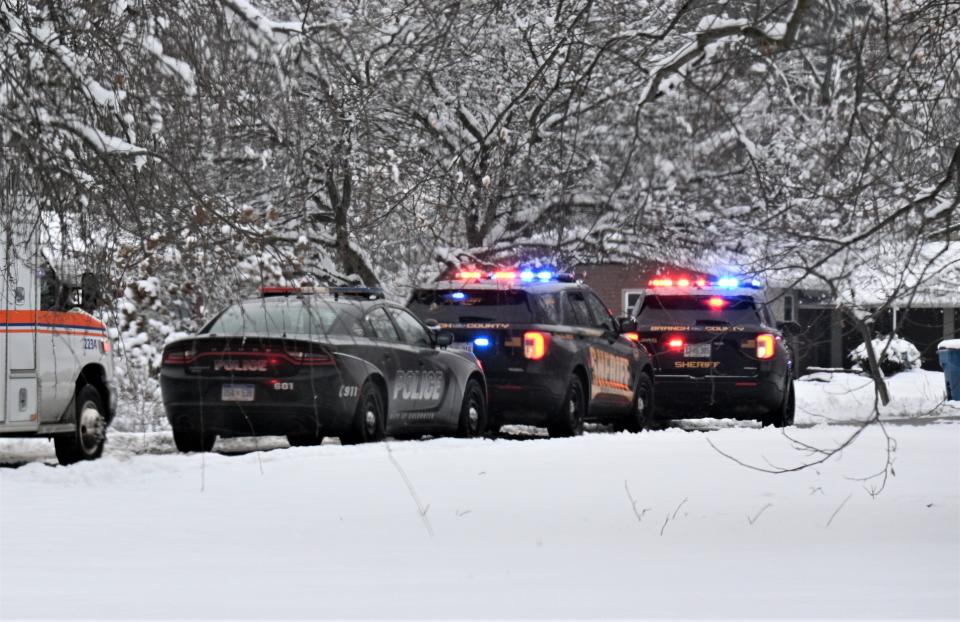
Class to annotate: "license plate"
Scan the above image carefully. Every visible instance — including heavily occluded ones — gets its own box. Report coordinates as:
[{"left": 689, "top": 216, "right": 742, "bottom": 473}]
[
  {"left": 450, "top": 342, "right": 474, "bottom": 353},
  {"left": 221, "top": 384, "right": 255, "bottom": 401},
  {"left": 684, "top": 343, "right": 711, "bottom": 358}
]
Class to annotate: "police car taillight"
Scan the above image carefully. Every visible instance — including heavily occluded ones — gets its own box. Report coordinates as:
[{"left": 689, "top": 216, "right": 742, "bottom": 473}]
[
  {"left": 162, "top": 348, "right": 196, "bottom": 365},
  {"left": 756, "top": 334, "right": 776, "bottom": 360},
  {"left": 667, "top": 338, "right": 685, "bottom": 351},
  {"left": 523, "top": 331, "right": 550, "bottom": 360},
  {"left": 285, "top": 349, "right": 334, "bottom": 366}
]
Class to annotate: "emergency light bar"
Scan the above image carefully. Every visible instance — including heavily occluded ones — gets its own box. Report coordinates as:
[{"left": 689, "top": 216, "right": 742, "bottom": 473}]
[
  {"left": 453, "top": 268, "right": 573, "bottom": 283},
  {"left": 647, "top": 275, "right": 761, "bottom": 289}
]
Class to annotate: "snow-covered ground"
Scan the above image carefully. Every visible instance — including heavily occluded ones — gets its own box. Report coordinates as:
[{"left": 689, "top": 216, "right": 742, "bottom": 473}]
[
  {"left": 795, "top": 368, "right": 956, "bottom": 424},
  {"left": 1, "top": 373, "right": 958, "bottom": 619}
]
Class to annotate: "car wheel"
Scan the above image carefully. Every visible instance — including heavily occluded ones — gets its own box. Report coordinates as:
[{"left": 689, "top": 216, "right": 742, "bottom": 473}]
[
  {"left": 172, "top": 426, "right": 217, "bottom": 453},
  {"left": 341, "top": 381, "right": 385, "bottom": 445},
  {"left": 54, "top": 385, "right": 107, "bottom": 465},
  {"left": 622, "top": 373, "right": 655, "bottom": 433},
  {"left": 287, "top": 432, "right": 324, "bottom": 447},
  {"left": 548, "top": 375, "right": 585, "bottom": 438},
  {"left": 457, "top": 379, "right": 487, "bottom": 438},
  {"left": 761, "top": 380, "right": 795, "bottom": 428}
]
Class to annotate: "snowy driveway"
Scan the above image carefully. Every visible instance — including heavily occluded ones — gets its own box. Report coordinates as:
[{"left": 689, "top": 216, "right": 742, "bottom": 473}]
[
  {"left": 2, "top": 371, "right": 959, "bottom": 618},
  {"left": 2, "top": 421, "right": 959, "bottom": 619}
]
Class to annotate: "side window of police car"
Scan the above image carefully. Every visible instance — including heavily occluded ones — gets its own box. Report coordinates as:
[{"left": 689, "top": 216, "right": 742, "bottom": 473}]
[
  {"left": 390, "top": 308, "right": 433, "bottom": 348},
  {"left": 585, "top": 292, "right": 616, "bottom": 333},
  {"left": 564, "top": 291, "right": 593, "bottom": 328},
  {"left": 537, "top": 293, "right": 561, "bottom": 325},
  {"left": 366, "top": 307, "right": 400, "bottom": 342}
]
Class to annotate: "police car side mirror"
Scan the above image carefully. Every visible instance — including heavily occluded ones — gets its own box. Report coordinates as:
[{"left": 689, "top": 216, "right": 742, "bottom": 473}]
[
  {"left": 80, "top": 272, "right": 101, "bottom": 312},
  {"left": 434, "top": 330, "right": 454, "bottom": 348},
  {"left": 777, "top": 320, "right": 801, "bottom": 335},
  {"left": 617, "top": 316, "right": 638, "bottom": 333}
]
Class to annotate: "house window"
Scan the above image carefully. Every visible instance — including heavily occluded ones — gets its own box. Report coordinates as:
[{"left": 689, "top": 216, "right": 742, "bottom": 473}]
[
  {"left": 783, "top": 294, "right": 795, "bottom": 322},
  {"left": 623, "top": 290, "right": 644, "bottom": 316}
]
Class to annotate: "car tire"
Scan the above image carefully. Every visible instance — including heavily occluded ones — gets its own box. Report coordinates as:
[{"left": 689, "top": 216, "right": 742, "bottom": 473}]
[
  {"left": 54, "top": 385, "right": 107, "bottom": 465},
  {"left": 621, "top": 373, "right": 655, "bottom": 433},
  {"left": 340, "top": 380, "right": 385, "bottom": 445},
  {"left": 457, "top": 379, "right": 487, "bottom": 438},
  {"left": 761, "top": 380, "right": 795, "bottom": 428},
  {"left": 172, "top": 426, "right": 217, "bottom": 453},
  {"left": 287, "top": 432, "right": 324, "bottom": 447},
  {"left": 548, "top": 375, "right": 586, "bottom": 438}
]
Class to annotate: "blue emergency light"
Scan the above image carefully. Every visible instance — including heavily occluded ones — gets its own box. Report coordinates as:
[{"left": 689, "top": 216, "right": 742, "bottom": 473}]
[
  {"left": 473, "top": 336, "right": 491, "bottom": 348},
  {"left": 520, "top": 269, "right": 555, "bottom": 282},
  {"left": 449, "top": 291, "right": 466, "bottom": 300}
]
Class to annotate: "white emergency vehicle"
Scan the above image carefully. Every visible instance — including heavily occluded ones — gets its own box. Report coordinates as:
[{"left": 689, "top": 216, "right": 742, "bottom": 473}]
[{"left": 1, "top": 214, "right": 116, "bottom": 464}]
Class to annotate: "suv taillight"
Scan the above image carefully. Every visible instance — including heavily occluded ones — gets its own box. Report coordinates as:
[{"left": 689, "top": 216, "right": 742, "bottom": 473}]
[
  {"left": 523, "top": 331, "right": 550, "bottom": 360},
  {"left": 757, "top": 334, "right": 775, "bottom": 360}
]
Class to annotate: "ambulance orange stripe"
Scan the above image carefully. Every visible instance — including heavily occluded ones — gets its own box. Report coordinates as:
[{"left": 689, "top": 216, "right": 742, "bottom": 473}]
[
  {"left": 0, "top": 329, "right": 107, "bottom": 338},
  {"left": 0, "top": 309, "right": 106, "bottom": 330}
]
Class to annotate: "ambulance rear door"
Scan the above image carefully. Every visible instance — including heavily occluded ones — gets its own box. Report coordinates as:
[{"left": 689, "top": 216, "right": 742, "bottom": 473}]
[{"left": 1, "top": 219, "right": 39, "bottom": 428}]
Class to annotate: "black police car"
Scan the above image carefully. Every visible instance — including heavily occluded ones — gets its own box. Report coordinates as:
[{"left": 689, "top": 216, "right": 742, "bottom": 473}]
[
  {"left": 407, "top": 269, "right": 654, "bottom": 437},
  {"left": 630, "top": 276, "right": 795, "bottom": 427},
  {"left": 160, "top": 287, "right": 487, "bottom": 452}
]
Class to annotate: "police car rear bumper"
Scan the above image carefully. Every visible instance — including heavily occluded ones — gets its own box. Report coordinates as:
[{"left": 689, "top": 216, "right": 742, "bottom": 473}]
[
  {"left": 653, "top": 375, "right": 784, "bottom": 418},
  {"left": 161, "top": 376, "right": 355, "bottom": 437}
]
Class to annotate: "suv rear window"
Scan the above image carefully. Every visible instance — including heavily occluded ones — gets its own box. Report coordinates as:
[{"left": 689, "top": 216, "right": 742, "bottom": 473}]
[
  {"left": 636, "top": 295, "right": 763, "bottom": 327},
  {"left": 409, "top": 289, "right": 537, "bottom": 324}
]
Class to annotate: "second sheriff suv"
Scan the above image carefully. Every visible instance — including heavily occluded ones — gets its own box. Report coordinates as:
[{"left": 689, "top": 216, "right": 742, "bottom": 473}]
[
  {"left": 408, "top": 268, "right": 654, "bottom": 437},
  {"left": 630, "top": 276, "right": 795, "bottom": 427}
]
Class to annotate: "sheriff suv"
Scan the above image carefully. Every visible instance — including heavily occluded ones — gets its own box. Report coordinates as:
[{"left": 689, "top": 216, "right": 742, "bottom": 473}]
[
  {"left": 408, "top": 268, "right": 654, "bottom": 437},
  {"left": 630, "top": 276, "right": 795, "bottom": 427}
]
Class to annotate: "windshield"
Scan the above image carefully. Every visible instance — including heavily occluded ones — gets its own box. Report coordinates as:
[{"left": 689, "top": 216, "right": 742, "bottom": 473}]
[
  {"left": 202, "top": 299, "right": 363, "bottom": 336},
  {"left": 636, "top": 295, "right": 763, "bottom": 326},
  {"left": 409, "top": 288, "right": 535, "bottom": 323}
]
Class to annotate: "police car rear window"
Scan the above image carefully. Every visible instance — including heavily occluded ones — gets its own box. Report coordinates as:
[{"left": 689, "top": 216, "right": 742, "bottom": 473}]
[
  {"left": 203, "top": 300, "right": 362, "bottom": 336},
  {"left": 637, "top": 295, "right": 762, "bottom": 326},
  {"left": 409, "top": 289, "right": 536, "bottom": 324}
]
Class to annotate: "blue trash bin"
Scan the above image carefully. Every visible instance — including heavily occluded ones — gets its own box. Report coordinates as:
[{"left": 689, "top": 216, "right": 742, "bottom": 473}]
[{"left": 937, "top": 340, "right": 960, "bottom": 401}]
